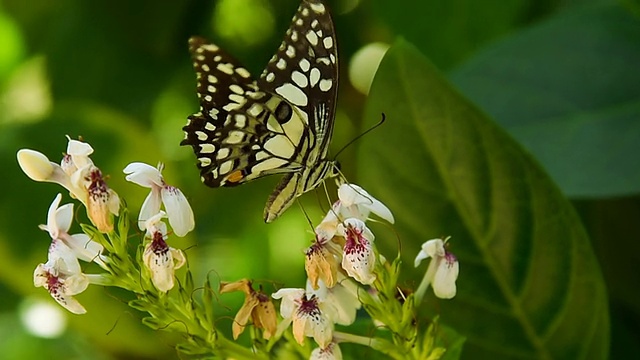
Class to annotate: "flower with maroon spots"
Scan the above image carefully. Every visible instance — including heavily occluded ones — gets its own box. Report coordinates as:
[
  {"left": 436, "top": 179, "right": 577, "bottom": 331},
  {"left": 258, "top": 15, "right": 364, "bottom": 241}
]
[
  {"left": 142, "top": 212, "right": 185, "bottom": 292},
  {"left": 338, "top": 218, "right": 376, "bottom": 285},
  {"left": 415, "top": 237, "right": 459, "bottom": 299},
  {"left": 272, "top": 288, "right": 335, "bottom": 348}
]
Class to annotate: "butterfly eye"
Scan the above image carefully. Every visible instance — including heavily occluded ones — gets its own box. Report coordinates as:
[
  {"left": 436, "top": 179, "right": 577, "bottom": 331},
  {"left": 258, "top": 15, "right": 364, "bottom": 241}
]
[{"left": 275, "top": 101, "right": 293, "bottom": 123}]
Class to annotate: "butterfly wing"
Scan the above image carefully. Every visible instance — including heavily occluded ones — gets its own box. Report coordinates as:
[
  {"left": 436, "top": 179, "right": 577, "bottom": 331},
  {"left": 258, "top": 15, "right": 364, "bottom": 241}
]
[
  {"left": 257, "top": 0, "right": 338, "bottom": 161},
  {"left": 257, "top": 0, "right": 339, "bottom": 221},
  {"left": 182, "top": 37, "right": 303, "bottom": 187}
]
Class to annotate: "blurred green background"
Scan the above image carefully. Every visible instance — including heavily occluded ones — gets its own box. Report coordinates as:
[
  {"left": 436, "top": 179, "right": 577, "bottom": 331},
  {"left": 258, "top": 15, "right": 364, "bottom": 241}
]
[{"left": 0, "top": 0, "right": 638, "bottom": 358}]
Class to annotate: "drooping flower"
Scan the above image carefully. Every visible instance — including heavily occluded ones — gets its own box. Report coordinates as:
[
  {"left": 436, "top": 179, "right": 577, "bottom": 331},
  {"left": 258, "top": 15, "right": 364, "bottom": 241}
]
[
  {"left": 142, "top": 212, "right": 186, "bottom": 293},
  {"left": 219, "top": 279, "right": 277, "bottom": 340},
  {"left": 338, "top": 218, "right": 377, "bottom": 285},
  {"left": 84, "top": 166, "right": 120, "bottom": 233},
  {"left": 415, "top": 237, "right": 459, "bottom": 299},
  {"left": 272, "top": 288, "right": 335, "bottom": 348},
  {"left": 123, "top": 162, "right": 194, "bottom": 237},
  {"left": 34, "top": 243, "right": 90, "bottom": 314},
  {"left": 336, "top": 183, "right": 394, "bottom": 224},
  {"left": 305, "top": 235, "right": 342, "bottom": 290},
  {"left": 39, "top": 193, "right": 107, "bottom": 268},
  {"left": 310, "top": 342, "right": 343, "bottom": 360}
]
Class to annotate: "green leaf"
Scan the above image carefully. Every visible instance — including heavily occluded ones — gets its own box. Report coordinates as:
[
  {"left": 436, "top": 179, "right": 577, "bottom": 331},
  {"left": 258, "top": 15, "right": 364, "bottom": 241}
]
[
  {"left": 450, "top": 3, "right": 640, "bottom": 197},
  {"left": 359, "top": 39, "right": 609, "bottom": 359},
  {"left": 370, "top": 0, "right": 553, "bottom": 69}
]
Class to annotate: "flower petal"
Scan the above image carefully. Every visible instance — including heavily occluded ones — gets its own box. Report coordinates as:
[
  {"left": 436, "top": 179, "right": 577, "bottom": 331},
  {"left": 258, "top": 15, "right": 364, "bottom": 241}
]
[
  {"left": 17, "top": 149, "right": 55, "bottom": 181},
  {"left": 65, "top": 233, "right": 104, "bottom": 264},
  {"left": 433, "top": 254, "right": 459, "bottom": 299},
  {"left": 54, "top": 202, "right": 74, "bottom": 236},
  {"left": 139, "top": 189, "right": 162, "bottom": 231},
  {"left": 272, "top": 288, "right": 304, "bottom": 320},
  {"left": 66, "top": 138, "right": 94, "bottom": 169},
  {"left": 414, "top": 250, "right": 429, "bottom": 267},
  {"left": 232, "top": 296, "right": 259, "bottom": 339},
  {"left": 161, "top": 186, "right": 195, "bottom": 237},
  {"left": 123, "top": 162, "right": 163, "bottom": 188},
  {"left": 310, "top": 342, "right": 343, "bottom": 360}
]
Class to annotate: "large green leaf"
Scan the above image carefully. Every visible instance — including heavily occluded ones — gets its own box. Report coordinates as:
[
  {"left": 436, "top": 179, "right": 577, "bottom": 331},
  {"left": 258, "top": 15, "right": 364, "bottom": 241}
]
[
  {"left": 358, "top": 39, "right": 609, "bottom": 359},
  {"left": 450, "top": 3, "right": 640, "bottom": 197},
  {"left": 370, "top": 0, "right": 552, "bottom": 69}
]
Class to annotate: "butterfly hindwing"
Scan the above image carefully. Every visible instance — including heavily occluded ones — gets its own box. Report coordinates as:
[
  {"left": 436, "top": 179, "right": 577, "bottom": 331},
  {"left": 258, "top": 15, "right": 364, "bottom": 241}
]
[{"left": 183, "top": 38, "right": 305, "bottom": 187}]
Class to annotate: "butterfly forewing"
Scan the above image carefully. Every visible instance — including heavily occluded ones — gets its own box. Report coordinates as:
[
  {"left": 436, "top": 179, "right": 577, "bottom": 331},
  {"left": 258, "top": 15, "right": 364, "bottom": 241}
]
[{"left": 258, "top": 0, "right": 338, "bottom": 159}]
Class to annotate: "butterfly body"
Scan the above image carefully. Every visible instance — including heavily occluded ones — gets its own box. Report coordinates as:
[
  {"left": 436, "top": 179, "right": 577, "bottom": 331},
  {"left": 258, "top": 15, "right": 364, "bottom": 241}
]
[{"left": 181, "top": 0, "right": 338, "bottom": 222}]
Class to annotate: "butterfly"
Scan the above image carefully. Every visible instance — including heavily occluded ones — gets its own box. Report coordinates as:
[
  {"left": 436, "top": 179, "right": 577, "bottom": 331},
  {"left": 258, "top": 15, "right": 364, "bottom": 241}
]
[{"left": 181, "top": 0, "right": 339, "bottom": 223}]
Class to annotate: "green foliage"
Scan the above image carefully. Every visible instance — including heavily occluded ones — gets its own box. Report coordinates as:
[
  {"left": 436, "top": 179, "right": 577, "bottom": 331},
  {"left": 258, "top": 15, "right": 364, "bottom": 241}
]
[
  {"left": 451, "top": 2, "right": 640, "bottom": 197},
  {"left": 359, "top": 39, "right": 609, "bottom": 359}
]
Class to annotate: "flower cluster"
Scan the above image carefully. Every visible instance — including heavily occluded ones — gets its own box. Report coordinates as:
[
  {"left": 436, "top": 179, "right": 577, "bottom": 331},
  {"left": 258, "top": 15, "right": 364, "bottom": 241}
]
[
  {"left": 244, "top": 183, "right": 460, "bottom": 359},
  {"left": 18, "top": 137, "right": 460, "bottom": 360},
  {"left": 18, "top": 138, "right": 120, "bottom": 232},
  {"left": 19, "top": 137, "right": 195, "bottom": 313}
]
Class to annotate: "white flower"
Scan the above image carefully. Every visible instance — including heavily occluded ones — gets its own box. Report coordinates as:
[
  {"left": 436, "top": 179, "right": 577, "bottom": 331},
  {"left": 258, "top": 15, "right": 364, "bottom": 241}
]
[
  {"left": 34, "top": 243, "right": 90, "bottom": 314},
  {"left": 18, "top": 138, "right": 120, "bottom": 233},
  {"left": 338, "top": 218, "right": 377, "bottom": 285},
  {"left": 307, "top": 278, "right": 361, "bottom": 326},
  {"left": 123, "top": 162, "right": 194, "bottom": 237},
  {"left": 310, "top": 342, "right": 342, "bottom": 360},
  {"left": 415, "top": 237, "right": 459, "bottom": 299},
  {"left": 39, "top": 194, "right": 107, "bottom": 268},
  {"left": 272, "top": 288, "right": 334, "bottom": 348},
  {"left": 337, "top": 183, "right": 394, "bottom": 223},
  {"left": 142, "top": 212, "right": 186, "bottom": 292},
  {"left": 17, "top": 149, "right": 85, "bottom": 202}
]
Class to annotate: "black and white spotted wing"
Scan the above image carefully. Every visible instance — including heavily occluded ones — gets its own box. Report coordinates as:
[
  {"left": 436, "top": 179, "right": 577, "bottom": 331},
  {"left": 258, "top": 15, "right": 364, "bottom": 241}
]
[
  {"left": 181, "top": 0, "right": 338, "bottom": 223},
  {"left": 257, "top": 0, "right": 338, "bottom": 161}
]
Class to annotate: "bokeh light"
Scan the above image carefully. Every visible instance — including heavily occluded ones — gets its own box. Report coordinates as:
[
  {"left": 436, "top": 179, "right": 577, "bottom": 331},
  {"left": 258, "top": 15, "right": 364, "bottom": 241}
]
[
  {"left": 20, "top": 298, "right": 67, "bottom": 339},
  {"left": 348, "top": 42, "right": 389, "bottom": 95}
]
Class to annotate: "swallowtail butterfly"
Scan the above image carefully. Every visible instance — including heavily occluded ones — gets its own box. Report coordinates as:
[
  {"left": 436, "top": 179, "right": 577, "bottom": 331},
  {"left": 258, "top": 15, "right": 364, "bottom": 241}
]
[{"left": 182, "top": 0, "right": 338, "bottom": 223}]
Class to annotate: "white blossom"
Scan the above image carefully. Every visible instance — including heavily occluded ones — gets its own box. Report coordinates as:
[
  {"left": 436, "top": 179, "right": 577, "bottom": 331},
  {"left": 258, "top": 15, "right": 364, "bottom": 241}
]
[
  {"left": 338, "top": 218, "right": 377, "bottom": 285},
  {"left": 415, "top": 237, "right": 459, "bottom": 299},
  {"left": 39, "top": 193, "right": 107, "bottom": 268},
  {"left": 124, "top": 162, "right": 194, "bottom": 237},
  {"left": 142, "top": 212, "right": 186, "bottom": 292},
  {"left": 310, "top": 342, "right": 342, "bottom": 360},
  {"left": 307, "top": 278, "right": 361, "bottom": 326},
  {"left": 34, "top": 243, "right": 90, "bottom": 314},
  {"left": 336, "top": 183, "right": 394, "bottom": 223},
  {"left": 272, "top": 288, "right": 335, "bottom": 348},
  {"left": 18, "top": 138, "right": 120, "bottom": 232}
]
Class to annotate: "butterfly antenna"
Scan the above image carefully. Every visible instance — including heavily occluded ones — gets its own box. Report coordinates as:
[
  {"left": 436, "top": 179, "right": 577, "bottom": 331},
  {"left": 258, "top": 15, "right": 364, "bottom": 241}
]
[{"left": 333, "top": 112, "right": 386, "bottom": 160}]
